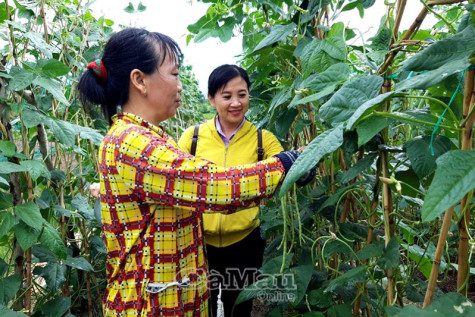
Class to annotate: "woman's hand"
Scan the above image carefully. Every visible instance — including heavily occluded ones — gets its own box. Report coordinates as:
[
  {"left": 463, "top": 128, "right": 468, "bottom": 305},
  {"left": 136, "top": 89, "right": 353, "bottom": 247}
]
[{"left": 90, "top": 183, "right": 100, "bottom": 199}]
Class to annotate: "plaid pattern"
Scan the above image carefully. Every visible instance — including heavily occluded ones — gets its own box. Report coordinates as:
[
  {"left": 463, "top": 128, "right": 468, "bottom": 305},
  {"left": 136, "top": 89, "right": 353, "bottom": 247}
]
[{"left": 99, "top": 113, "right": 285, "bottom": 316}]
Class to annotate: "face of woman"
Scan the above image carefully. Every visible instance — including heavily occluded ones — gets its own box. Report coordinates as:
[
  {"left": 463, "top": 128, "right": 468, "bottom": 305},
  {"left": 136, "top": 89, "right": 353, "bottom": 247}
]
[
  {"left": 145, "top": 55, "right": 183, "bottom": 123},
  {"left": 209, "top": 76, "right": 249, "bottom": 130}
]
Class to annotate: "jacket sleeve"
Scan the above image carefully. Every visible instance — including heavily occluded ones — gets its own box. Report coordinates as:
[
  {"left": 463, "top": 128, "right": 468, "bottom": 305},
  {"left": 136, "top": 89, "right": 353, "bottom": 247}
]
[
  {"left": 177, "top": 125, "right": 194, "bottom": 153},
  {"left": 263, "top": 129, "right": 284, "bottom": 159},
  {"left": 114, "top": 126, "right": 285, "bottom": 213}
]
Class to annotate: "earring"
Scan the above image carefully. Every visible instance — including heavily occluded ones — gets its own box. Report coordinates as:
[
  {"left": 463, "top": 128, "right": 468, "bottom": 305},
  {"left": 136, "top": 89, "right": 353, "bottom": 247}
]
[{"left": 142, "top": 90, "right": 147, "bottom": 97}]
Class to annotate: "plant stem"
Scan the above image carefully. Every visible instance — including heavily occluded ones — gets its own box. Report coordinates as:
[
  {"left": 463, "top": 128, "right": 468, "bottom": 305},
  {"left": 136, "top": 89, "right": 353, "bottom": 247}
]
[{"left": 423, "top": 207, "right": 455, "bottom": 307}]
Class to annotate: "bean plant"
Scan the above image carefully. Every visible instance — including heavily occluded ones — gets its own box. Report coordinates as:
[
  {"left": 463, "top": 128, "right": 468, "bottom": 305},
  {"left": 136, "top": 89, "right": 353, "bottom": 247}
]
[
  {"left": 187, "top": 0, "right": 475, "bottom": 316},
  {"left": 0, "top": 1, "right": 204, "bottom": 316}
]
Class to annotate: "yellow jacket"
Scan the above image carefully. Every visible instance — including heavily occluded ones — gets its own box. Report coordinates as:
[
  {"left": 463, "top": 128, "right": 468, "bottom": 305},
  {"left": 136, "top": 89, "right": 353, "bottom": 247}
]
[
  {"left": 178, "top": 117, "right": 283, "bottom": 247},
  {"left": 99, "top": 113, "right": 285, "bottom": 316}
]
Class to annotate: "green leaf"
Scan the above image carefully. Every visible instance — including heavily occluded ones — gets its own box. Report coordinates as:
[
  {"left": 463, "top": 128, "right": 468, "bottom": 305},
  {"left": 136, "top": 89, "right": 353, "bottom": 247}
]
[
  {"left": 124, "top": 2, "right": 134, "bottom": 13},
  {"left": 325, "top": 266, "right": 366, "bottom": 293},
  {"left": 394, "top": 292, "right": 475, "bottom": 316},
  {"left": 307, "top": 288, "right": 332, "bottom": 309},
  {"left": 20, "top": 160, "right": 50, "bottom": 181},
  {"left": 0, "top": 162, "right": 28, "bottom": 174},
  {"left": 0, "top": 305, "right": 27, "bottom": 317},
  {"left": 421, "top": 150, "right": 475, "bottom": 221},
  {"left": 79, "top": 126, "right": 104, "bottom": 145},
  {"left": 0, "top": 258, "right": 8, "bottom": 276},
  {"left": 137, "top": 2, "right": 147, "bottom": 12},
  {"left": 320, "top": 76, "right": 383, "bottom": 125},
  {"left": 279, "top": 125, "right": 344, "bottom": 196},
  {"left": 347, "top": 91, "right": 404, "bottom": 129},
  {"left": 44, "top": 118, "right": 76, "bottom": 146},
  {"left": 40, "top": 297, "right": 71, "bottom": 317},
  {"left": 14, "top": 202, "right": 44, "bottom": 230},
  {"left": 32, "top": 245, "right": 58, "bottom": 262},
  {"left": 22, "top": 108, "right": 44, "bottom": 128},
  {"left": 0, "top": 140, "right": 16, "bottom": 157},
  {"left": 402, "top": 24, "right": 475, "bottom": 71},
  {"left": 376, "top": 237, "right": 400, "bottom": 269},
  {"left": 235, "top": 276, "right": 274, "bottom": 305},
  {"left": 397, "top": 58, "right": 469, "bottom": 91},
  {"left": 33, "top": 77, "right": 70, "bottom": 106},
  {"left": 354, "top": 240, "right": 384, "bottom": 261},
  {"left": 24, "top": 31, "right": 58, "bottom": 58},
  {"left": 289, "top": 265, "right": 313, "bottom": 305},
  {"left": 261, "top": 253, "right": 293, "bottom": 274},
  {"left": 71, "top": 194, "right": 95, "bottom": 220},
  {"left": 327, "top": 304, "right": 352, "bottom": 317},
  {"left": 0, "top": 212, "right": 17, "bottom": 239},
  {"left": 63, "top": 256, "right": 94, "bottom": 272},
  {"left": 7, "top": 66, "right": 36, "bottom": 91},
  {"left": 39, "top": 222, "right": 67, "bottom": 259},
  {"left": 36, "top": 59, "right": 70, "bottom": 77},
  {"left": 13, "top": 222, "right": 40, "bottom": 250},
  {"left": 0, "top": 274, "right": 21, "bottom": 305},
  {"left": 405, "top": 135, "right": 452, "bottom": 179},
  {"left": 33, "top": 262, "right": 66, "bottom": 292},
  {"left": 341, "top": 152, "right": 378, "bottom": 184},
  {"left": 253, "top": 23, "right": 296, "bottom": 52},
  {"left": 356, "top": 117, "right": 390, "bottom": 147}
]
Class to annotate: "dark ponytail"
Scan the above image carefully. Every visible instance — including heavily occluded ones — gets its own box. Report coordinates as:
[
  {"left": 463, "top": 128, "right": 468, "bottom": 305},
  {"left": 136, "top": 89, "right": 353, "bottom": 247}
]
[{"left": 77, "top": 28, "right": 182, "bottom": 124}]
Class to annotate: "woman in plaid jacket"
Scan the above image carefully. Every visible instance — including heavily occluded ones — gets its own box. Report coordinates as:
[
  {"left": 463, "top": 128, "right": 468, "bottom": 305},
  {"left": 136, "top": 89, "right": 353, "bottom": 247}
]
[{"left": 78, "top": 28, "right": 302, "bottom": 317}]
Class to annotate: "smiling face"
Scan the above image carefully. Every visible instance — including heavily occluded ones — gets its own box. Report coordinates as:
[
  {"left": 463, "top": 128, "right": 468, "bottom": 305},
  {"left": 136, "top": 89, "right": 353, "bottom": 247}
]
[{"left": 209, "top": 76, "right": 249, "bottom": 133}]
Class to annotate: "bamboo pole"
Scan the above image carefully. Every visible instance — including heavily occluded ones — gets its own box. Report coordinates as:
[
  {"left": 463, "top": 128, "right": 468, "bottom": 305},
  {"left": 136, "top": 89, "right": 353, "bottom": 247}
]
[
  {"left": 423, "top": 207, "right": 455, "bottom": 307},
  {"left": 457, "top": 67, "right": 474, "bottom": 294}
]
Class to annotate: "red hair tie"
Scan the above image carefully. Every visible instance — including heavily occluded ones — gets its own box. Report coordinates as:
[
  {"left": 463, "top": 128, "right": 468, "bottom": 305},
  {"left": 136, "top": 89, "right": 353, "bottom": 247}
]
[{"left": 87, "top": 59, "right": 108, "bottom": 82}]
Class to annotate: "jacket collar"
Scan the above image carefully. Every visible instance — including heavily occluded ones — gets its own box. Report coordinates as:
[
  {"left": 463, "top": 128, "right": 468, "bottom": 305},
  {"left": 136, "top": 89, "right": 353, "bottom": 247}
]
[{"left": 112, "top": 112, "right": 165, "bottom": 137}]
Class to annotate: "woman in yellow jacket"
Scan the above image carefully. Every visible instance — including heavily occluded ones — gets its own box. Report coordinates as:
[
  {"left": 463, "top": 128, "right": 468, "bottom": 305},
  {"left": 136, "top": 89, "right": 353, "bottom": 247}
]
[
  {"left": 178, "top": 65, "right": 284, "bottom": 316},
  {"left": 79, "top": 29, "right": 303, "bottom": 317}
]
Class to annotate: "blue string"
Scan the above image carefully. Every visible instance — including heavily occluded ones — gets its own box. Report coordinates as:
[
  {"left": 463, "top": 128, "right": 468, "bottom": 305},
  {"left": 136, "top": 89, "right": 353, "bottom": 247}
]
[{"left": 429, "top": 70, "right": 466, "bottom": 156}]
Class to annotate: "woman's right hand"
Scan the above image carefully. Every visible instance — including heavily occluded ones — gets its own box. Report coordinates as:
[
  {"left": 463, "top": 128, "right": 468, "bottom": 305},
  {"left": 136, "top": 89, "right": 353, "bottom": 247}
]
[{"left": 90, "top": 182, "right": 100, "bottom": 199}]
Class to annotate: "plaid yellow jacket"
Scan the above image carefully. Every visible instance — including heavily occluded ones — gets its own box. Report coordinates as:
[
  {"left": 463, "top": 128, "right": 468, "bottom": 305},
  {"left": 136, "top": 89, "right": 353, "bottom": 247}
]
[{"left": 98, "top": 113, "right": 285, "bottom": 316}]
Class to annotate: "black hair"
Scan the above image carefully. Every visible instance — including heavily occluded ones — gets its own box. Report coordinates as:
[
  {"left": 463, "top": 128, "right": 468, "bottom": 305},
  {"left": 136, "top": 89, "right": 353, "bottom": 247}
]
[
  {"left": 77, "top": 28, "right": 182, "bottom": 124},
  {"left": 207, "top": 64, "right": 251, "bottom": 98}
]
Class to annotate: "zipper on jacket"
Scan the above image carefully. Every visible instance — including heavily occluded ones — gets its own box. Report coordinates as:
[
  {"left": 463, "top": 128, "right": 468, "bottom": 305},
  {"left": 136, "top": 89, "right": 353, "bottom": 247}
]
[{"left": 218, "top": 146, "right": 229, "bottom": 247}]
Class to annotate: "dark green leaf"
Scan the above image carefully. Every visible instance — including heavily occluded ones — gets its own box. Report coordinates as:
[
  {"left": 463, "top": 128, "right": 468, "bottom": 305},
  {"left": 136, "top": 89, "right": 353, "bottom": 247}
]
[
  {"left": 44, "top": 118, "right": 76, "bottom": 146},
  {"left": 14, "top": 202, "right": 44, "bottom": 230},
  {"left": 279, "top": 125, "right": 344, "bottom": 196},
  {"left": 71, "top": 194, "right": 95, "bottom": 220},
  {"left": 32, "top": 245, "right": 58, "bottom": 262},
  {"left": 320, "top": 76, "right": 383, "bottom": 125},
  {"left": 0, "top": 212, "right": 17, "bottom": 239},
  {"left": 36, "top": 59, "right": 70, "bottom": 77},
  {"left": 376, "top": 237, "right": 400, "bottom": 269},
  {"left": 402, "top": 24, "right": 475, "bottom": 71},
  {"left": 325, "top": 266, "right": 366, "bottom": 292},
  {"left": 261, "top": 253, "right": 293, "bottom": 274},
  {"left": 355, "top": 240, "right": 384, "bottom": 261},
  {"left": 327, "top": 304, "right": 352, "bottom": 317},
  {"left": 253, "top": 23, "right": 296, "bottom": 52},
  {"left": 0, "top": 162, "right": 28, "bottom": 174},
  {"left": 22, "top": 108, "right": 44, "bottom": 128},
  {"left": 33, "top": 77, "right": 70, "bottom": 106},
  {"left": 307, "top": 288, "right": 332, "bottom": 308},
  {"left": 0, "top": 258, "right": 8, "bottom": 276},
  {"left": 39, "top": 222, "right": 67, "bottom": 259},
  {"left": 356, "top": 117, "right": 390, "bottom": 147},
  {"left": 63, "top": 256, "right": 94, "bottom": 272},
  {"left": 7, "top": 66, "right": 36, "bottom": 91},
  {"left": 0, "top": 274, "right": 21, "bottom": 305},
  {"left": 289, "top": 265, "right": 314, "bottom": 305},
  {"left": 40, "top": 297, "right": 71, "bottom": 317},
  {"left": 422, "top": 150, "right": 475, "bottom": 221},
  {"left": 235, "top": 276, "right": 274, "bottom": 305},
  {"left": 405, "top": 135, "right": 452, "bottom": 179},
  {"left": 341, "top": 152, "right": 378, "bottom": 184},
  {"left": 124, "top": 2, "right": 134, "bottom": 13},
  {"left": 20, "top": 160, "right": 50, "bottom": 181},
  {"left": 137, "top": 2, "right": 146, "bottom": 12},
  {"left": 13, "top": 222, "right": 40, "bottom": 250},
  {"left": 0, "top": 305, "right": 27, "bottom": 317},
  {"left": 33, "top": 262, "right": 66, "bottom": 292},
  {"left": 397, "top": 59, "right": 469, "bottom": 91},
  {"left": 0, "top": 140, "right": 16, "bottom": 157}
]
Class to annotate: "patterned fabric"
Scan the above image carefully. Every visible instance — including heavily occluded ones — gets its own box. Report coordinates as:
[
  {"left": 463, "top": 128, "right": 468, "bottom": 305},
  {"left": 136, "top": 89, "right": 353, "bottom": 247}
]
[
  {"left": 98, "top": 112, "right": 285, "bottom": 316},
  {"left": 178, "top": 117, "right": 283, "bottom": 247}
]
